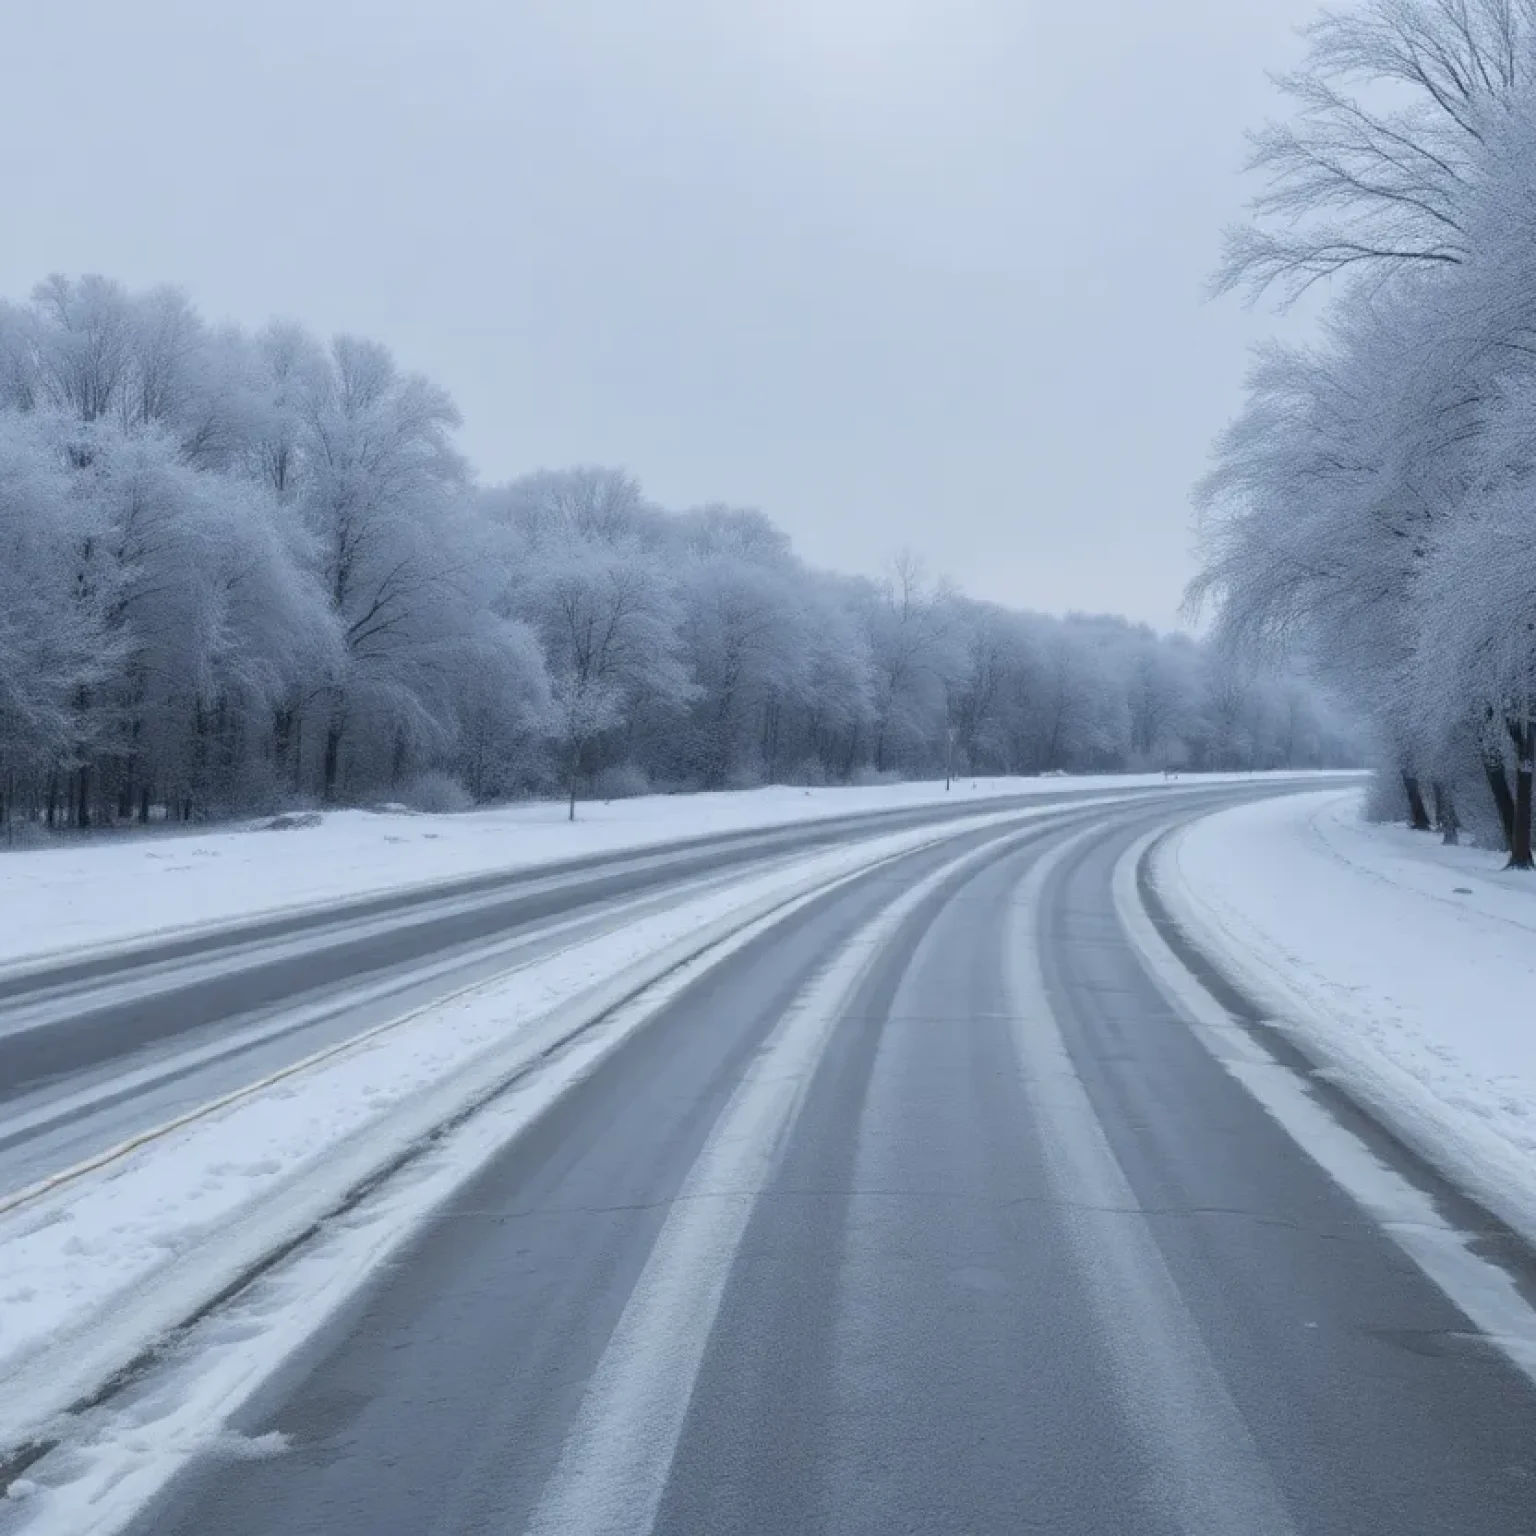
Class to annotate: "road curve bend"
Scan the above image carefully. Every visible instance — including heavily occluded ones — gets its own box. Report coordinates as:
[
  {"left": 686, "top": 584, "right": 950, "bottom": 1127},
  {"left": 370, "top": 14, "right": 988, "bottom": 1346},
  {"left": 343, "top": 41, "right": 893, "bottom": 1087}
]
[{"left": 11, "top": 789, "right": 1536, "bottom": 1536}]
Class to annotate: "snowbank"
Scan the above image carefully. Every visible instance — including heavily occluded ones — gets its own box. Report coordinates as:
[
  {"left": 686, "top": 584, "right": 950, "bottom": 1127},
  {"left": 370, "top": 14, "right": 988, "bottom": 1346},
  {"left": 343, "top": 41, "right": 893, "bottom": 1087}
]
[
  {"left": 0, "top": 773, "right": 1327, "bottom": 972},
  {"left": 1158, "top": 788, "right": 1536, "bottom": 1242}
]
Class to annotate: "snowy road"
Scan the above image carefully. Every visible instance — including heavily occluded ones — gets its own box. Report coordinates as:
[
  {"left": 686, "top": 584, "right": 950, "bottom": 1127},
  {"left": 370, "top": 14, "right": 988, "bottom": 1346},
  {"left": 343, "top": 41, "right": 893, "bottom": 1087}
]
[
  {"left": 14, "top": 785, "right": 1536, "bottom": 1535},
  {"left": 0, "top": 787, "right": 1173, "bottom": 1197}
]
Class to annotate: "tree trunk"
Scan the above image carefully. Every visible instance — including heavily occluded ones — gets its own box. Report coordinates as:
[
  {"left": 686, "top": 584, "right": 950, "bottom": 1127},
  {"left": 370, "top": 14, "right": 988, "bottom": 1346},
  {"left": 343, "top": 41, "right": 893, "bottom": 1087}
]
[
  {"left": 567, "top": 738, "right": 581, "bottom": 822},
  {"left": 1483, "top": 752, "right": 1516, "bottom": 851},
  {"left": 273, "top": 707, "right": 293, "bottom": 783},
  {"left": 840, "top": 732, "right": 860, "bottom": 783},
  {"left": 191, "top": 699, "right": 210, "bottom": 820},
  {"left": 761, "top": 701, "right": 780, "bottom": 782},
  {"left": 1434, "top": 783, "right": 1459, "bottom": 846},
  {"left": 1401, "top": 772, "right": 1431, "bottom": 832},
  {"left": 1509, "top": 722, "right": 1534, "bottom": 871},
  {"left": 322, "top": 716, "right": 343, "bottom": 804}
]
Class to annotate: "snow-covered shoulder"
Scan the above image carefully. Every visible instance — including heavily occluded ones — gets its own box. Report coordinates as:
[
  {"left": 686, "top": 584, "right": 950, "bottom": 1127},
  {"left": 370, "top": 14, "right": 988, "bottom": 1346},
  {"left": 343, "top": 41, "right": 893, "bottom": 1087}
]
[{"left": 1157, "top": 788, "right": 1536, "bottom": 1244}]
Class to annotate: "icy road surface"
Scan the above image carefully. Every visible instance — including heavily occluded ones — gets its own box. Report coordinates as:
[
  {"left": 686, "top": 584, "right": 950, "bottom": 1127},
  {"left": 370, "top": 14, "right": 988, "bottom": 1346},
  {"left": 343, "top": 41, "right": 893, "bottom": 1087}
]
[{"left": 8, "top": 786, "right": 1536, "bottom": 1536}]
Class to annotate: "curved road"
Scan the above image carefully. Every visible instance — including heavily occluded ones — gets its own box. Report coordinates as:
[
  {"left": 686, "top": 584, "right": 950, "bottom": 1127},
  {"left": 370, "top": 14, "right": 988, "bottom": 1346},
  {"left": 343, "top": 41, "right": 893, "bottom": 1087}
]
[
  {"left": 0, "top": 784, "right": 1230, "bottom": 1196},
  {"left": 19, "top": 791, "right": 1536, "bottom": 1534}
]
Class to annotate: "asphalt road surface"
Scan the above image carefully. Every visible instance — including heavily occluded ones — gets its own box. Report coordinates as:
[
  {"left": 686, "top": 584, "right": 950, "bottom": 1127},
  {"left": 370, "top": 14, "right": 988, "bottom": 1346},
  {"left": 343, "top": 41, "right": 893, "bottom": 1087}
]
[
  {"left": 1, "top": 785, "right": 1189, "bottom": 1195},
  {"left": 64, "top": 792, "right": 1536, "bottom": 1534}
]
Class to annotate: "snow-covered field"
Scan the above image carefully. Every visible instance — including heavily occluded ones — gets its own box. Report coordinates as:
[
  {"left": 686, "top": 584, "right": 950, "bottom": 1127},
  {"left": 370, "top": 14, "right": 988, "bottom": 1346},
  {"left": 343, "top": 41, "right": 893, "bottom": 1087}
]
[
  {"left": 0, "top": 773, "right": 1316, "bottom": 973},
  {"left": 1157, "top": 788, "right": 1536, "bottom": 1245}
]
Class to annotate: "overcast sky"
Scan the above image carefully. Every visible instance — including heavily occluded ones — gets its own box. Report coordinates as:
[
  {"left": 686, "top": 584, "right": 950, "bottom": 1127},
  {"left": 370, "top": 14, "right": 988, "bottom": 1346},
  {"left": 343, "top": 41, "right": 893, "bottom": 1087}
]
[{"left": 0, "top": 0, "right": 1317, "bottom": 630}]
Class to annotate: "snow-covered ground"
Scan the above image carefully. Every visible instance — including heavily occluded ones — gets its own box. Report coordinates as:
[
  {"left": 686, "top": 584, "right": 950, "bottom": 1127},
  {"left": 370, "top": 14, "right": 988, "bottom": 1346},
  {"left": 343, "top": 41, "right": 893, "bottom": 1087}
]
[
  {"left": 0, "top": 773, "right": 1318, "bottom": 972},
  {"left": 1157, "top": 788, "right": 1536, "bottom": 1245}
]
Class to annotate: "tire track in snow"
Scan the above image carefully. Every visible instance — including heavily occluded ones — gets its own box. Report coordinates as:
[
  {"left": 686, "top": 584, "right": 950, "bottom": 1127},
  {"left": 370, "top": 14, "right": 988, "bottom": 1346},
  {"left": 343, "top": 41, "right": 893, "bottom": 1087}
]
[
  {"left": 1003, "top": 827, "right": 1299, "bottom": 1536},
  {"left": 521, "top": 823, "right": 1051, "bottom": 1536}
]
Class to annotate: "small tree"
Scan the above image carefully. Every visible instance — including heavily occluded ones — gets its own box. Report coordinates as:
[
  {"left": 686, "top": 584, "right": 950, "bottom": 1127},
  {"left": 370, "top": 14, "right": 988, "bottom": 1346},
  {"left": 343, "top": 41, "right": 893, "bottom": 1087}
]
[{"left": 519, "top": 540, "right": 691, "bottom": 819}]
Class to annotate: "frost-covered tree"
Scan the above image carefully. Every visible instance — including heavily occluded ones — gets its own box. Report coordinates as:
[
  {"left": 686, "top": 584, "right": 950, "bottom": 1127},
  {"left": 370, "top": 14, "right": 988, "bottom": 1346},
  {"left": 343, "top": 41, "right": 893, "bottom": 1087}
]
[
  {"left": 0, "top": 270, "right": 1348, "bottom": 841},
  {"left": 293, "top": 337, "right": 476, "bottom": 801},
  {"left": 0, "top": 414, "right": 114, "bottom": 820},
  {"left": 1198, "top": 0, "right": 1536, "bottom": 864},
  {"left": 1216, "top": 0, "right": 1533, "bottom": 302},
  {"left": 675, "top": 540, "right": 812, "bottom": 789},
  {"left": 496, "top": 471, "right": 691, "bottom": 817},
  {"left": 861, "top": 554, "right": 966, "bottom": 775}
]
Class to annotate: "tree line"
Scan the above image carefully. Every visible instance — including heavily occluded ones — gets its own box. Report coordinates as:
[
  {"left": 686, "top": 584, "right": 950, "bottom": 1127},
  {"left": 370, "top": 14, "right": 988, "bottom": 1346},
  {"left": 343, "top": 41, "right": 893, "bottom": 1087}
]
[
  {"left": 1195, "top": 0, "right": 1536, "bottom": 866},
  {"left": 0, "top": 274, "right": 1353, "bottom": 837}
]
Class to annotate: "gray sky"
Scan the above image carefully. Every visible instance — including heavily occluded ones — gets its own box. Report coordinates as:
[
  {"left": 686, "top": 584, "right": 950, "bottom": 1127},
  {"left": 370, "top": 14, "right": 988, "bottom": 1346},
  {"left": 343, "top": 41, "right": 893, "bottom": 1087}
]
[{"left": 0, "top": 0, "right": 1315, "bottom": 630}]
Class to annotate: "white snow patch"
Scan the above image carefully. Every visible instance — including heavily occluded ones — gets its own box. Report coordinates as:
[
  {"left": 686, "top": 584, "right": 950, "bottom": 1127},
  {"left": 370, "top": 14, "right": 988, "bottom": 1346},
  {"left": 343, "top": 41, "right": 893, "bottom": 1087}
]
[
  {"left": 1151, "top": 789, "right": 1536, "bottom": 1249},
  {"left": 213, "top": 1430, "right": 290, "bottom": 1462}
]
